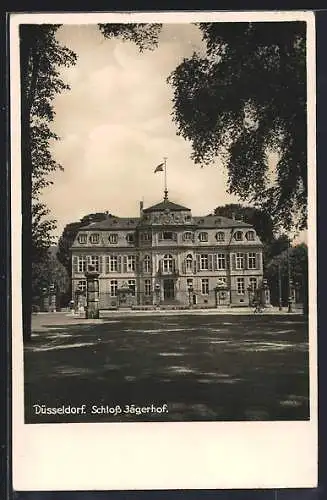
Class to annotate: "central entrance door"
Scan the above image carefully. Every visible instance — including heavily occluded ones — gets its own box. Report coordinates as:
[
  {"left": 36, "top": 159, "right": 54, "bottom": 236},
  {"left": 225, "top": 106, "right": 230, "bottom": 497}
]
[{"left": 163, "top": 279, "right": 175, "bottom": 300}]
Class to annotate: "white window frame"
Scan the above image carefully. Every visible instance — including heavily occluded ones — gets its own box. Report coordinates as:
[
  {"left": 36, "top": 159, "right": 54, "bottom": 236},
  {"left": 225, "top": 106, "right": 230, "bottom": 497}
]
[
  {"left": 248, "top": 252, "right": 256, "bottom": 269},
  {"left": 110, "top": 280, "right": 118, "bottom": 297},
  {"left": 200, "top": 254, "right": 208, "bottom": 270},
  {"left": 89, "top": 233, "right": 100, "bottom": 244},
  {"left": 183, "top": 231, "right": 193, "bottom": 241},
  {"left": 236, "top": 253, "right": 244, "bottom": 270},
  {"left": 144, "top": 279, "right": 152, "bottom": 296},
  {"left": 163, "top": 254, "right": 173, "bottom": 272},
  {"left": 78, "top": 234, "right": 87, "bottom": 244},
  {"left": 78, "top": 256, "right": 87, "bottom": 273},
  {"left": 89, "top": 255, "right": 99, "bottom": 272},
  {"left": 186, "top": 254, "right": 193, "bottom": 271},
  {"left": 246, "top": 231, "right": 255, "bottom": 241},
  {"left": 216, "top": 231, "right": 225, "bottom": 242},
  {"left": 127, "top": 255, "right": 136, "bottom": 272},
  {"left": 237, "top": 278, "right": 245, "bottom": 295},
  {"left": 234, "top": 231, "right": 243, "bottom": 241},
  {"left": 143, "top": 255, "right": 151, "bottom": 273},
  {"left": 199, "top": 232, "right": 208, "bottom": 242},
  {"left": 108, "top": 233, "right": 118, "bottom": 244},
  {"left": 249, "top": 277, "right": 257, "bottom": 291},
  {"left": 110, "top": 255, "right": 118, "bottom": 272},
  {"left": 126, "top": 233, "right": 135, "bottom": 244},
  {"left": 77, "top": 280, "right": 87, "bottom": 292},
  {"left": 201, "top": 278, "right": 209, "bottom": 295},
  {"left": 217, "top": 253, "right": 226, "bottom": 270},
  {"left": 128, "top": 279, "right": 136, "bottom": 296}
]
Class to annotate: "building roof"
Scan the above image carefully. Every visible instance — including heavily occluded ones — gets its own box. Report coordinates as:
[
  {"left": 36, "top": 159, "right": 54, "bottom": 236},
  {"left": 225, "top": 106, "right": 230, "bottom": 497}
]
[
  {"left": 83, "top": 217, "right": 140, "bottom": 230},
  {"left": 193, "top": 215, "right": 252, "bottom": 229},
  {"left": 143, "top": 199, "right": 191, "bottom": 213}
]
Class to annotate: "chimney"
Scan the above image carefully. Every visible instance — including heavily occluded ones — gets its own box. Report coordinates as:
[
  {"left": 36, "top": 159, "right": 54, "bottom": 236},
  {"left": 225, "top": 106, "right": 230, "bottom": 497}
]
[{"left": 140, "top": 200, "right": 144, "bottom": 216}]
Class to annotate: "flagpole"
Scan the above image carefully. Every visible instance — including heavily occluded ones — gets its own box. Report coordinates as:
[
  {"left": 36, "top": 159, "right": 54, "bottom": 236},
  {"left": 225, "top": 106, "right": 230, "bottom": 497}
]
[{"left": 163, "top": 157, "right": 168, "bottom": 200}]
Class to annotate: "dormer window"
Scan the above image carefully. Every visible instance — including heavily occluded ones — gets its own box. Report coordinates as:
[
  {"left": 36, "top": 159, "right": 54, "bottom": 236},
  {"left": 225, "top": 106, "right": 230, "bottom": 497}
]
[
  {"left": 126, "top": 233, "right": 135, "bottom": 244},
  {"left": 78, "top": 234, "right": 87, "bottom": 244},
  {"left": 234, "top": 231, "right": 243, "bottom": 241},
  {"left": 183, "top": 231, "right": 193, "bottom": 241},
  {"left": 89, "top": 233, "right": 100, "bottom": 244},
  {"left": 246, "top": 230, "right": 255, "bottom": 241},
  {"left": 215, "top": 231, "right": 225, "bottom": 242},
  {"left": 159, "top": 231, "right": 177, "bottom": 241},
  {"left": 199, "top": 232, "right": 208, "bottom": 242},
  {"left": 108, "top": 233, "right": 118, "bottom": 244}
]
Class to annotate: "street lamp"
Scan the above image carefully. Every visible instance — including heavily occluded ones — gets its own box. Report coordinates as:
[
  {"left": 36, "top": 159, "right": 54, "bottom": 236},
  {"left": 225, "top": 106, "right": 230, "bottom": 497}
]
[
  {"left": 188, "top": 284, "right": 194, "bottom": 308},
  {"left": 155, "top": 283, "right": 161, "bottom": 308}
]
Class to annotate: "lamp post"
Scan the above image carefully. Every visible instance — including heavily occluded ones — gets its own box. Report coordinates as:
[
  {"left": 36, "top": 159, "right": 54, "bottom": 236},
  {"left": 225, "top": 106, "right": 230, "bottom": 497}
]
[
  {"left": 278, "top": 262, "right": 282, "bottom": 310},
  {"left": 247, "top": 285, "right": 253, "bottom": 307},
  {"left": 188, "top": 284, "right": 193, "bottom": 308},
  {"left": 287, "top": 238, "right": 293, "bottom": 313},
  {"left": 155, "top": 283, "right": 161, "bottom": 308}
]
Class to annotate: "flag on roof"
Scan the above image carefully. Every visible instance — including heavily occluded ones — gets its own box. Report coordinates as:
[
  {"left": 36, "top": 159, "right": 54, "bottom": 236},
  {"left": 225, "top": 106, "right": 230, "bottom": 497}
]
[{"left": 154, "top": 163, "right": 164, "bottom": 173}]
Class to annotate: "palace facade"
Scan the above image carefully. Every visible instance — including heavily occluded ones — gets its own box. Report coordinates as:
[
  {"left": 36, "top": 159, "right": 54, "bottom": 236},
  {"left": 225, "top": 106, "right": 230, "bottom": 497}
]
[{"left": 71, "top": 197, "right": 264, "bottom": 309}]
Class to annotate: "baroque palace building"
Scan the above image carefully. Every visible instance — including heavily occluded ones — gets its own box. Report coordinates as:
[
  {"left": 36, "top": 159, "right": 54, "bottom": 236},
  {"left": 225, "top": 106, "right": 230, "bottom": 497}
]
[{"left": 71, "top": 195, "right": 264, "bottom": 309}]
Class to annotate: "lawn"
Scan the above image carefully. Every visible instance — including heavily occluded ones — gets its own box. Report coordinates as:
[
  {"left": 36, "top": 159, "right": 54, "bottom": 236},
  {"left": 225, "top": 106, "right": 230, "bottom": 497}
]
[{"left": 24, "top": 312, "right": 310, "bottom": 423}]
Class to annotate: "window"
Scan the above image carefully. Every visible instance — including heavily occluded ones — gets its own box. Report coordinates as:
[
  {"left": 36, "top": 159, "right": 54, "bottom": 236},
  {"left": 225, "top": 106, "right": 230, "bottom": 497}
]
[
  {"left": 108, "top": 233, "right": 118, "bottom": 244},
  {"left": 248, "top": 253, "right": 256, "bottom": 269},
  {"left": 234, "top": 231, "right": 243, "bottom": 241},
  {"left": 90, "top": 233, "right": 100, "bottom": 244},
  {"left": 78, "top": 234, "right": 87, "bottom": 244},
  {"left": 110, "top": 255, "right": 118, "bottom": 272},
  {"left": 246, "top": 231, "right": 255, "bottom": 241},
  {"left": 126, "top": 233, "right": 135, "bottom": 244},
  {"left": 201, "top": 279, "right": 209, "bottom": 295},
  {"left": 199, "top": 232, "right": 208, "bottom": 242},
  {"left": 216, "top": 231, "right": 225, "bottom": 242},
  {"left": 187, "top": 278, "right": 193, "bottom": 289},
  {"left": 217, "top": 277, "right": 227, "bottom": 286},
  {"left": 78, "top": 256, "right": 87, "bottom": 273},
  {"left": 185, "top": 215, "right": 191, "bottom": 221},
  {"left": 110, "top": 280, "right": 118, "bottom": 297},
  {"left": 183, "top": 231, "right": 193, "bottom": 241},
  {"left": 159, "top": 231, "right": 177, "bottom": 241},
  {"left": 249, "top": 277, "right": 257, "bottom": 291},
  {"left": 144, "top": 279, "right": 152, "bottom": 296},
  {"left": 143, "top": 255, "right": 151, "bottom": 273},
  {"left": 89, "top": 255, "right": 99, "bottom": 272},
  {"left": 77, "top": 280, "right": 87, "bottom": 292},
  {"left": 200, "top": 254, "right": 208, "bottom": 270},
  {"left": 127, "top": 255, "right": 136, "bottom": 272},
  {"left": 128, "top": 279, "right": 136, "bottom": 296},
  {"left": 237, "top": 278, "right": 245, "bottom": 294},
  {"left": 186, "top": 254, "right": 193, "bottom": 272},
  {"left": 236, "top": 253, "right": 244, "bottom": 270},
  {"left": 141, "top": 232, "right": 152, "bottom": 241},
  {"left": 163, "top": 254, "right": 173, "bottom": 272},
  {"left": 217, "top": 253, "right": 226, "bottom": 270}
]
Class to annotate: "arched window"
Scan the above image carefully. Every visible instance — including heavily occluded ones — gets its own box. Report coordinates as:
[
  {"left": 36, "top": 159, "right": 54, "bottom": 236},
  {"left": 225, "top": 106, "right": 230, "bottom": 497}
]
[
  {"left": 90, "top": 233, "right": 100, "bottom": 244},
  {"left": 185, "top": 254, "right": 193, "bottom": 271},
  {"left": 216, "top": 231, "right": 225, "bottom": 242},
  {"left": 163, "top": 254, "right": 173, "bottom": 272},
  {"left": 143, "top": 255, "right": 151, "bottom": 273},
  {"left": 234, "top": 231, "right": 243, "bottom": 241},
  {"left": 245, "top": 230, "right": 255, "bottom": 241}
]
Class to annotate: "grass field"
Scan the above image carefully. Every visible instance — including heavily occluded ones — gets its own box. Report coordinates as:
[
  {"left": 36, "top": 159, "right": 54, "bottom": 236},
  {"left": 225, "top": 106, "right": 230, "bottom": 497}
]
[{"left": 24, "top": 312, "right": 310, "bottom": 423}]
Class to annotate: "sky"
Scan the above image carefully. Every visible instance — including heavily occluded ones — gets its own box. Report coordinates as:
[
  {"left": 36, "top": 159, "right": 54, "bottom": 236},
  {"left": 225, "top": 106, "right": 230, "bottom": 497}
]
[
  {"left": 43, "top": 23, "right": 241, "bottom": 240},
  {"left": 42, "top": 22, "right": 306, "bottom": 243}
]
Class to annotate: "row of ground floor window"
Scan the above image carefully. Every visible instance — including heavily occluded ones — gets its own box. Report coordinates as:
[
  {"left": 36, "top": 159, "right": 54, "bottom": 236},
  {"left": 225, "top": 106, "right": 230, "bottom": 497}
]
[{"left": 73, "top": 275, "right": 267, "bottom": 309}]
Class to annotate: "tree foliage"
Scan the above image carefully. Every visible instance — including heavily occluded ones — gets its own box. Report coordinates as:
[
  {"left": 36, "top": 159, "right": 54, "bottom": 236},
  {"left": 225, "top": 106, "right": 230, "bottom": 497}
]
[
  {"left": 98, "top": 23, "right": 161, "bottom": 51},
  {"left": 265, "top": 243, "right": 308, "bottom": 310},
  {"left": 168, "top": 22, "right": 307, "bottom": 231}
]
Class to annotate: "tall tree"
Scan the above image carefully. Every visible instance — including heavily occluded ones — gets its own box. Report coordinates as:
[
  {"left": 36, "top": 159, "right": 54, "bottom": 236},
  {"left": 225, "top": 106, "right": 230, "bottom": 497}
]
[
  {"left": 20, "top": 24, "right": 77, "bottom": 341},
  {"left": 168, "top": 22, "right": 307, "bottom": 231},
  {"left": 20, "top": 23, "right": 162, "bottom": 340}
]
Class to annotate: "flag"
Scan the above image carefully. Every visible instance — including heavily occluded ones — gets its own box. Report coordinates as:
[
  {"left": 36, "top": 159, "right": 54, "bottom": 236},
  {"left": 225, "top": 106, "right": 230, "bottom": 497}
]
[{"left": 154, "top": 163, "right": 164, "bottom": 173}]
